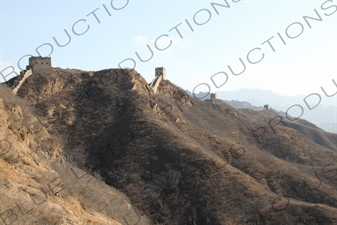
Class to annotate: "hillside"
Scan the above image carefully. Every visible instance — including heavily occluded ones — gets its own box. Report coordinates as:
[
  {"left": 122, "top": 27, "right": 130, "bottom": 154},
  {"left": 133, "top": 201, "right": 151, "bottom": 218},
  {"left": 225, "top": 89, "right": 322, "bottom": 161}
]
[
  {"left": 205, "top": 89, "right": 337, "bottom": 134},
  {"left": 1, "top": 67, "right": 337, "bottom": 225},
  {"left": 187, "top": 89, "right": 337, "bottom": 134},
  {"left": 0, "top": 79, "right": 148, "bottom": 224}
]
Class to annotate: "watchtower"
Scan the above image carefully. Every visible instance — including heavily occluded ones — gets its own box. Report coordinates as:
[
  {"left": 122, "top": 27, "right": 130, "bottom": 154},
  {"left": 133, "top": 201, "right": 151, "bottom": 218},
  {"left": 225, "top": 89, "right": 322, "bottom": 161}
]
[
  {"left": 264, "top": 104, "right": 270, "bottom": 110},
  {"left": 210, "top": 93, "right": 218, "bottom": 104},
  {"left": 155, "top": 67, "right": 166, "bottom": 80},
  {"left": 29, "top": 56, "right": 52, "bottom": 74}
]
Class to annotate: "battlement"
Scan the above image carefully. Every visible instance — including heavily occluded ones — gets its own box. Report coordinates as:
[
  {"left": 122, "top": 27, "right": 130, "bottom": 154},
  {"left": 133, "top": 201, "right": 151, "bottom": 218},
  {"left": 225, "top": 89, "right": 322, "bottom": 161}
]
[
  {"left": 29, "top": 56, "right": 52, "bottom": 74},
  {"left": 210, "top": 93, "right": 218, "bottom": 104},
  {"left": 264, "top": 104, "right": 271, "bottom": 110},
  {"left": 155, "top": 67, "right": 166, "bottom": 80}
]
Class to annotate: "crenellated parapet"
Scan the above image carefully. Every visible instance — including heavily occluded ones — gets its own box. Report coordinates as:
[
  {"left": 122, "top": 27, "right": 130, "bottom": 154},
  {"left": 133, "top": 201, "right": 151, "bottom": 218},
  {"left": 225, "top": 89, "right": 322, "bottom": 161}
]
[{"left": 29, "top": 56, "right": 52, "bottom": 74}]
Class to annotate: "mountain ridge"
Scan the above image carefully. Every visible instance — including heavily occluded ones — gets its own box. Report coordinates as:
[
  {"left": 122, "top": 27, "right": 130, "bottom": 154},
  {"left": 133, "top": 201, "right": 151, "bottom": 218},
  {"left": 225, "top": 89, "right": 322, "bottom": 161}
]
[
  {"left": 187, "top": 89, "right": 337, "bottom": 134},
  {"left": 1, "top": 67, "right": 337, "bottom": 224}
]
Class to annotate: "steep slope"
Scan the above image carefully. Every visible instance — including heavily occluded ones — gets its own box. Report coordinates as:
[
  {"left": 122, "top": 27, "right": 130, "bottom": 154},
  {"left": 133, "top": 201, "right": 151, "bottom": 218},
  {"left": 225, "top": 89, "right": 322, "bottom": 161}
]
[
  {"left": 9, "top": 67, "right": 337, "bottom": 225},
  {"left": 236, "top": 107, "right": 337, "bottom": 152},
  {"left": 0, "top": 86, "right": 148, "bottom": 225}
]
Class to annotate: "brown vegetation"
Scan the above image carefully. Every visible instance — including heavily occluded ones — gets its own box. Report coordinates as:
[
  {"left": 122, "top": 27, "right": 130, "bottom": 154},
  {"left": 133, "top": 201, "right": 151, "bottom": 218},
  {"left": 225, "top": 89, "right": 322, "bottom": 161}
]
[{"left": 1, "top": 67, "right": 337, "bottom": 224}]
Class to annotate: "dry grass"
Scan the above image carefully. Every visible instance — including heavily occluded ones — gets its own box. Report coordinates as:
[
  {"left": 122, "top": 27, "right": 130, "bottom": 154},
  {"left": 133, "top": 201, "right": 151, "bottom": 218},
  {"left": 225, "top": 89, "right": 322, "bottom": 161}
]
[
  {"left": 0, "top": 84, "right": 142, "bottom": 225},
  {"left": 1, "top": 68, "right": 337, "bottom": 224}
]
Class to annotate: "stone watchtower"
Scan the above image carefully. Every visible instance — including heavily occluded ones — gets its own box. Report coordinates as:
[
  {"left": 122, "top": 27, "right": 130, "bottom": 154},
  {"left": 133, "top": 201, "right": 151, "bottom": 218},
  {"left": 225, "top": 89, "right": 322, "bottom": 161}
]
[
  {"left": 264, "top": 104, "right": 271, "bottom": 110},
  {"left": 29, "top": 56, "right": 52, "bottom": 74},
  {"left": 210, "top": 93, "right": 218, "bottom": 104},
  {"left": 155, "top": 67, "right": 166, "bottom": 80}
]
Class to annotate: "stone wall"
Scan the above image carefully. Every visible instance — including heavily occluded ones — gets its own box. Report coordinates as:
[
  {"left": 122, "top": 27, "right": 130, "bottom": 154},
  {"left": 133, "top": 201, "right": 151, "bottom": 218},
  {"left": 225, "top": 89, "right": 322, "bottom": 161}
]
[
  {"left": 6, "top": 69, "right": 33, "bottom": 95},
  {"left": 150, "top": 75, "right": 163, "bottom": 94}
]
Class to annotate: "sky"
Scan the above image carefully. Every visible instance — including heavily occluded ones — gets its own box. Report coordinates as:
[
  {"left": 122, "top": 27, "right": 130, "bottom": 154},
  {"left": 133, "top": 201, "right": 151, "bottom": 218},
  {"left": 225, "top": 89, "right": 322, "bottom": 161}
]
[{"left": 0, "top": 0, "right": 336, "bottom": 98}]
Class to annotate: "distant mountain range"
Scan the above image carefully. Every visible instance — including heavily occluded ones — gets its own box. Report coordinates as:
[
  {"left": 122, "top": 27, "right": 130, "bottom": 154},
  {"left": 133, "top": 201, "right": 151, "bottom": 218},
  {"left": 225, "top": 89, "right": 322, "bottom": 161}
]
[{"left": 186, "top": 88, "right": 337, "bottom": 134}]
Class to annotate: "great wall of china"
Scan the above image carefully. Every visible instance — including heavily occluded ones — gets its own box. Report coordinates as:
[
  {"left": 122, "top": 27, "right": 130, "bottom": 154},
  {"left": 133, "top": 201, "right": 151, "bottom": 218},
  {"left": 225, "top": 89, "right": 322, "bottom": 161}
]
[
  {"left": 149, "top": 67, "right": 166, "bottom": 94},
  {"left": 4, "top": 58, "right": 219, "bottom": 103},
  {"left": 5, "top": 57, "right": 169, "bottom": 96},
  {"left": 5, "top": 56, "right": 52, "bottom": 95}
]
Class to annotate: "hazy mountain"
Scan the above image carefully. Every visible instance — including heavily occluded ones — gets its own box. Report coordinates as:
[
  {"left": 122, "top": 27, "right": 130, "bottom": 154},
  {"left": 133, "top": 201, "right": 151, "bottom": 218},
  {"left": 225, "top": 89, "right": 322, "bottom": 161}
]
[
  {"left": 320, "top": 123, "right": 337, "bottom": 134},
  {"left": 223, "top": 100, "right": 262, "bottom": 110},
  {"left": 186, "top": 89, "right": 337, "bottom": 134},
  {"left": 215, "top": 88, "right": 337, "bottom": 109}
]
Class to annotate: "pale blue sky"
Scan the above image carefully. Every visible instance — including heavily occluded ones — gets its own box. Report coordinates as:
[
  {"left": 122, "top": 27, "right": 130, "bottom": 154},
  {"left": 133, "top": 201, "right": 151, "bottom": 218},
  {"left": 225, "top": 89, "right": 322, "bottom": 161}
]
[{"left": 0, "top": 0, "right": 336, "bottom": 97}]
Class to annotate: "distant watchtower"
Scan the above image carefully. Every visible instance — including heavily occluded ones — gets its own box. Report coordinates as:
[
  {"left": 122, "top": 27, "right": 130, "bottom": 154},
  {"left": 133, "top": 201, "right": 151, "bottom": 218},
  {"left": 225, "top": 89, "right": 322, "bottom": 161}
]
[
  {"left": 155, "top": 67, "right": 166, "bottom": 80},
  {"left": 210, "top": 93, "right": 218, "bottom": 104},
  {"left": 264, "top": 104, "right": 270, "bottom": 110},
  {"left": 29, "top": 56, "right": 52, "bottom": 74}
]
